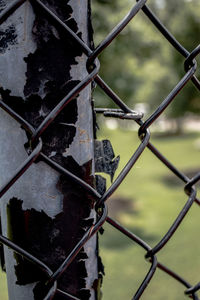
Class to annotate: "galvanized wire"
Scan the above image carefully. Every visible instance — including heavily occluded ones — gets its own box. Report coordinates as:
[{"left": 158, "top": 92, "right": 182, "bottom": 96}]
[{"left": 0, "top": 0, "right": 200, "bottom": 299}]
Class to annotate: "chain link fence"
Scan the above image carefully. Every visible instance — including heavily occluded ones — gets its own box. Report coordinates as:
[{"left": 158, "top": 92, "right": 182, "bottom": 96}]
[{"left": 0, "top": 0, "right": 200, "bottom": 299}]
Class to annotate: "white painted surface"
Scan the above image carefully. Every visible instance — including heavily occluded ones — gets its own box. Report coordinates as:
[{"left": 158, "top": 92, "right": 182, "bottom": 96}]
[{"left": 0, "top": 1, "right": 97, "bottom": 299}]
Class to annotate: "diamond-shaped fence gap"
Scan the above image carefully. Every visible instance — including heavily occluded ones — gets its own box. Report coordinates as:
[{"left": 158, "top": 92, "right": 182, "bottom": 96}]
[
  {"left": 141, "top": 266, "right": 194, "bottom": 300},
  {"left": 91, "top": 0, "right": 136, "bottom": 46},
  {"left": 107, "top": 145, "right": 194, "bottom": 241},
  {"left": 149, "top": 132, "right": 200, "bottom": 174},
  {"left": 156, "top": 202, "right": 200, "bottom": 285},
  {"left": 99, "top": 221, "right": 153, "bottom": 300}
]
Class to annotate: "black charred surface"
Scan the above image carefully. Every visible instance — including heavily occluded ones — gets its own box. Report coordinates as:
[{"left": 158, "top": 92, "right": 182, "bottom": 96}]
[
  {"left": 1, "top": 0, "right": 96, "bottom": 299},
  {"left": 95, "top": 175, "right": 106, "bottom": 196},
  {"left": 94, "top": 140, "right": 120, "bottom": 182},
  {"left": 94, "top": 134, "right": 120, "bottom": 298},
  {"left": 94, "top": 137, "right": 120, "bottom": 298},
  {"left": 7, "top": 194, "right": 93, "bottom": 285},
  {"left": 0, "top": 25, "right": 17, "bottom": 54},
  {"left": 0, "top": 0, "right": 6, "bottom": 13},
  {"left": 88, "top": 0, "right": 95, "bottom": 50},
  {"left": 7, "top": 166, "right": 94, "bottom": 295},
  {"left": 0, "top": 0, "right": 83, "bottom": 135}
]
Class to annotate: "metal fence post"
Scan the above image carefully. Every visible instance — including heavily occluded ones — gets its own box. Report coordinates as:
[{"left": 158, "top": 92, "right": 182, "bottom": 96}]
[{"left": 0, "top": 1, "right": 98, "bottom": 299}]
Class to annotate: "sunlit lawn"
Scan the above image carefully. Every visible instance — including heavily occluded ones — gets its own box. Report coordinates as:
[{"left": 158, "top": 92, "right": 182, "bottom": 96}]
[
  {"left": 0, "top": 271, "right": 8, "bottom": 300},
  {"left": 98, "top": 127, "right": 200, "bottom": 300},
  {"left": 1, "top": 128, "right": 200, "bottom": 300}
]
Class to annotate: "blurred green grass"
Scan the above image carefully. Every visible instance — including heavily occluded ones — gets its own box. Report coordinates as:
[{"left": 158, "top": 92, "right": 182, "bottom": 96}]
[
  {"left": 1, "top": 128, "right": 200, "bottom": 299},
  {"left": 0, "top": 271, "right": 8, "bottom": 300},
  {"left": 98, "top": 128, "right": 200, "bottom": 300}
]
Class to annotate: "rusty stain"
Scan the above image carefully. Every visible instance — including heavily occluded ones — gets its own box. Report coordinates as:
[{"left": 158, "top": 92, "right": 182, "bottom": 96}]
[
  {"left": 79, "top": 139, "right": 91, "bottom": 144},
  {"left": 78, "top": 128, "right": 87, "bottom": 136},
  {"left": 44, "top": 193, "right": 57, "bottom": 199}
]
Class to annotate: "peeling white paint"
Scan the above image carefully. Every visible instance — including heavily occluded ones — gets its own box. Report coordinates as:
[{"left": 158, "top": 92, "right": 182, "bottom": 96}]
[
  {"left": 0, "top": 109, "right": 63, "bottom": 300},
  {"left": 0, "top": 1, "right": 97, "bottom": 299},
  {"left": 69, "top": 2, "right": 98, "bottom": 300},
  {"left": 0, "top": 1, "right": 36, "bottom": 98},
  {"left": 67, "top": 1, "right": 95, "bottom": 169}
]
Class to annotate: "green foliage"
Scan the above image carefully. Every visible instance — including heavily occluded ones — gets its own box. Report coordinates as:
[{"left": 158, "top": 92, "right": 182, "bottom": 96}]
[
  {"left": 92, "top": 0, "right": 200, "bottom": 118},
  {"left": 165, "top": 0, "right": 200, "bottom": 117}
]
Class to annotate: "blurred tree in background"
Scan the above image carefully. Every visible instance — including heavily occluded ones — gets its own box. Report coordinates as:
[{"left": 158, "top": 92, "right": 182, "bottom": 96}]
[{"left": 92, "top": 0, "right": 200, "bottom": 130}]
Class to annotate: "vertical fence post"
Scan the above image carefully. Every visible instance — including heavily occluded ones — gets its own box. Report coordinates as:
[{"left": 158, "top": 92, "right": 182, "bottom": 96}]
[{"left": 0, "top": 1, "right": 98, "bottom": 299}]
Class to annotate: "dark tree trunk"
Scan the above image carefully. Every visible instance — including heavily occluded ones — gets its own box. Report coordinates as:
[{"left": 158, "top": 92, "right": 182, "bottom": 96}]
[{"left": 0, "top": 1, "right": 98, "bottom": 299}]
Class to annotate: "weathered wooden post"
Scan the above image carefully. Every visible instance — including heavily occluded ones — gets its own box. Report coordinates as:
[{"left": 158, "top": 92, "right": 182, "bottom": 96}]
[{"left": 0, "top": 0, "right": 98, "bottom": 299}]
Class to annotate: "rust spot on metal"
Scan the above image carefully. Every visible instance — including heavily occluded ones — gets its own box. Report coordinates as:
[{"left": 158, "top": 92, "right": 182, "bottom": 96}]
[{"left": 78, "top": 128, "right": 87, "bottom": 136}]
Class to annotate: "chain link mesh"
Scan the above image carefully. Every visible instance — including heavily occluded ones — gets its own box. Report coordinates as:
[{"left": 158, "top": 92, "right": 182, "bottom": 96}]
[{"left": 0, "top": 0, "right": 200, "bottom": 299}]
